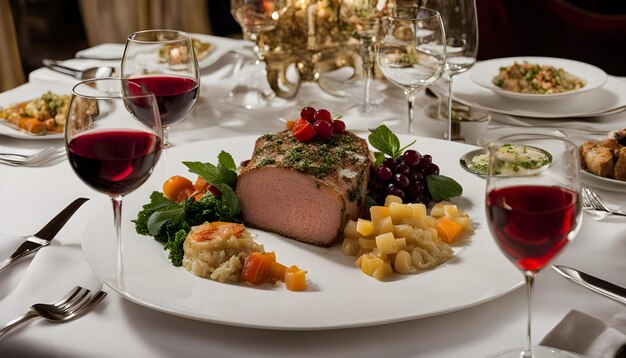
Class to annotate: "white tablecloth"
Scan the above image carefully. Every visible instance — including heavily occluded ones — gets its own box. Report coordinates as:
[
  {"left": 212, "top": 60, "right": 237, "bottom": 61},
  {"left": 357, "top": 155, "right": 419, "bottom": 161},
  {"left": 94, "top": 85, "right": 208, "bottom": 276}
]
[{"left": 1, "top": 37, "right": 625, "bottom": 357}]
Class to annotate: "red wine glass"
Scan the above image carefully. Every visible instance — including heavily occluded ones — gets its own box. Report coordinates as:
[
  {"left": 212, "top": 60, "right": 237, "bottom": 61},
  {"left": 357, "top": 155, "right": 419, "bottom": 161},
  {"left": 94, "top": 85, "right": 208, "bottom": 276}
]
[
  {"left": 121, "top": 29, "right": 200, "bottom": 148},
  {"left": 65, "top": 78, "right": 163, "bottom": 290},
  {"left": 485, "top": 134, "right": 582, "bottom": 358}
]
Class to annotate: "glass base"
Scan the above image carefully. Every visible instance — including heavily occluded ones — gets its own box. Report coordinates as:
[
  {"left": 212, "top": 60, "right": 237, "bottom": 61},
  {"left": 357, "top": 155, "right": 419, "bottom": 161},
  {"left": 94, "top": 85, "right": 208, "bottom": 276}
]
[
  {"left": 222, "top": 61, "right": 275, "bottom": 109},
  {"left": 487, "top": 346, "right": 582, "bottom": 358},
  {"left": 339, "top": 102, "right": 399, "bottom": 131}
]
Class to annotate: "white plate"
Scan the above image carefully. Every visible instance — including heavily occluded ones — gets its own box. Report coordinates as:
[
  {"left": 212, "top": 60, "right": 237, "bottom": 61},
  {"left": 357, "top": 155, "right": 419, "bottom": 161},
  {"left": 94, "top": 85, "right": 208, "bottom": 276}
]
[
  {"left": 454, "top": 70, "right": 626, "bottom": 119},
  {"left": 0, "top": 81, "right": 73, "bottom": 140},
  {"left": 82, "top": 134, "right": 522, "bottom": 330},
  {"left": 581, "top": 170, "right": 626, "bottom": 192},
  {"left": 470, "top": 57, "right": 607, "bottom": 100}
]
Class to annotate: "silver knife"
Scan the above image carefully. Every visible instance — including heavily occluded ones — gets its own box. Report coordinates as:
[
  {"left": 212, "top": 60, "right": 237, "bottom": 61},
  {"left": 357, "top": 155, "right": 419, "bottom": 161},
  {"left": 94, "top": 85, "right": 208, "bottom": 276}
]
[
  {"left": 552, "top": 265, "right": 626, "bottom": 305},
  {"left": 0, "top": 198, "right": 89, "bottom": 272}
]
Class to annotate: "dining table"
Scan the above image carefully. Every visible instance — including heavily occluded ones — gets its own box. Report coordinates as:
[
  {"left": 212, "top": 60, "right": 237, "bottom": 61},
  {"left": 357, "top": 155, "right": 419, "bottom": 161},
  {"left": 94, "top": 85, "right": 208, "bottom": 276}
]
[{"left": 1, "top": 35, "right": 625, "bottom": 358}]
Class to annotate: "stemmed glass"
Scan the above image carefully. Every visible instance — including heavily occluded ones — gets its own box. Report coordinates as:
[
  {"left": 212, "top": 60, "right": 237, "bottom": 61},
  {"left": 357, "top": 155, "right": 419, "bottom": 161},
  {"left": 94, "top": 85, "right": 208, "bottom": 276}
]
[
  {"left": 485, "top": 134, "right": 582, "bottom": 358},
  {"left": 65, "top": 78, "right": 163, "bottom": 290},
  {"left": 120, "top": 29, "right": 200, "bottom": 148},
  {"left": 376, "top": 7, "right": 446, "bottom": 133},
  {"left": 421, "top": 0, "right": 478, "bottom": 140},
  {"left": 228, "top": 0, "right": 280, "bottom": 109}
]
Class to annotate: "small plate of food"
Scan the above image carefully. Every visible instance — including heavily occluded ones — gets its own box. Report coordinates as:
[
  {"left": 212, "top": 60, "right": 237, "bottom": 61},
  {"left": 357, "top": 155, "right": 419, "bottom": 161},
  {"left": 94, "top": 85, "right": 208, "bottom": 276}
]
[
  {"left": 0, "top": 81, "right": 74, "bottom": 139},
  {"left": 579, "top": 128, "right": 626, "bottom": 191},
  {"left": 469, "top": 56, "right": 607, "bottom": 100}
]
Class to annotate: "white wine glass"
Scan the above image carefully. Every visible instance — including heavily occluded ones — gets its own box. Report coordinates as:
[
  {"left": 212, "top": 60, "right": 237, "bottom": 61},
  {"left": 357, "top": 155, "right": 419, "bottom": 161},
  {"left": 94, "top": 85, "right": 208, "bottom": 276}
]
[
  {"left": 485, "top": 134, "right": 582, "bottom": 358},
  {"left": 120, "top": 29, "right": 200, "bottom": 149},
  {"left": 376, "top": 7, "right": 446, "bottom": 134},
  {"left": 420, "top": 0, "right": 478, "bottom": 140},
  {"left": 65, "top": 78, "right": 163, "bottom": 290},
  {"left": 228, "top": 0, "right": 281, "bottom": 109}
]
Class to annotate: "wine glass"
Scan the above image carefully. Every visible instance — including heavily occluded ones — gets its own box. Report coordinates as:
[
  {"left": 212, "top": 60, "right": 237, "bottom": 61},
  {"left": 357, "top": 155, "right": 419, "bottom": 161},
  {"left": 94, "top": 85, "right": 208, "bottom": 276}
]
[
  {"left": 485, "top": 134, "right": 582, "bottom": 358},
  {"left": 339, "top": 0, "right": 396, "bottom": 126},
  {"left": 228, "top": 0, "right": 280, "bottom": 109},
  {"left": 65, "top": 78, "right": 163, "bottom": 290},
  {"left": 419, "top": 0, "right": 478, "bottom": 140},
  {"left": 376, "top": 7, "right": 446, "bottom": 133},
  {"left": 120, "top": 29, "right": 200, "bottom": 148}
]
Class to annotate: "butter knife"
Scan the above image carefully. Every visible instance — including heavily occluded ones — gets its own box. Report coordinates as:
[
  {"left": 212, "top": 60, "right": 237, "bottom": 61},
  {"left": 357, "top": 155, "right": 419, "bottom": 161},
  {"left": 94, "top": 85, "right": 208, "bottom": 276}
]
[
  {"left": 552, "top": 265, "right": 626, "bottom": 305},
  {"left": 0, "top": 198, "right": 89, "bottom": 272}
]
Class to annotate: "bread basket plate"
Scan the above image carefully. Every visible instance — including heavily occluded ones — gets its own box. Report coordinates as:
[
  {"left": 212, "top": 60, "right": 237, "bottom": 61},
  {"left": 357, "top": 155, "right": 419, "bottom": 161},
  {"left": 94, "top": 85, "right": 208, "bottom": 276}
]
[
  {"left": 469, "top": 57, "right": 607, "bottom": 101},
  {"left": 82, "top": 134, "right": 522, "bottom": 330},
  {"left": 581, "top": 170, "right": 626, "bottom": 192}
]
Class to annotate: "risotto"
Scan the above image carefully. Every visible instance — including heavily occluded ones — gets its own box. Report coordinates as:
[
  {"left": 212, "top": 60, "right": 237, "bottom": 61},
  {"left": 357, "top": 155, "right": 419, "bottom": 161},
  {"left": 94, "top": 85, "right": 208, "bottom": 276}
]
[
  {"left": 492, "top": 61, "right": 585, "bottom": 94},
  {"left": 182, "top": 222, "right": 264, "bottom": 283}
]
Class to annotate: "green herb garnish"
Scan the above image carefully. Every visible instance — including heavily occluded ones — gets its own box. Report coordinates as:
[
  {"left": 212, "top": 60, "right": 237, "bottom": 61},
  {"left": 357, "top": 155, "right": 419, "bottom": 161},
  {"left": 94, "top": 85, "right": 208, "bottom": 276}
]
[
  {"left": 427, "top": 175, "right": 463, "bottom": 202},
  {"left": 368, "top": 124, "right": 415, "bottom": 160}
]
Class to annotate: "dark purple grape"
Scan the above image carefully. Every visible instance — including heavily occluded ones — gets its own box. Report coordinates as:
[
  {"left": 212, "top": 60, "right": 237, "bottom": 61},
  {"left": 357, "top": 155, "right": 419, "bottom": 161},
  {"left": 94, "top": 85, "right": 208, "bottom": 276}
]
[
  {"left": 394, "top": 157, "right": 406, "bottom": 167},
  {"left": 403, "top": 150, "right": 421, "bottom": 166},
  {"left": 421, "top": 154, "right": 432, "bottom": 165},
  {"left": 376, "top": 166, "right": 393, "bottom": 181},
  {"left": 427, "top": 163, "right": 440, "bottom": 175},
  {"left": 386, "top": 183, "right": 405, "bottom": 199},
  {"left": 369, "top": 177, "right": 383, "bottom": 192},
  {"left": 395, "top": 164, "right": 410, "bottom": 175},
  {"left": 382, "top": 158, "right": 395, "bottom": 168},
  {"left": 409, "top": 170, "right": 424, "bottom": 183},
  {"left": 393, "top": 173, "right": 410, "bottom": 188}
]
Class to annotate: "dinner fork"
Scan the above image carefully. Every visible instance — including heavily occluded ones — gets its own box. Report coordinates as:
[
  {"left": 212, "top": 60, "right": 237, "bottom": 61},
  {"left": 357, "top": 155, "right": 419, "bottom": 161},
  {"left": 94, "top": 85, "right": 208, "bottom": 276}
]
[
  {"left": 581, "top": 186, "right": 626, "bottom": 218},
  {"left": 0, "top": 286, "right": 107, "bottom": 337},
  {"left": 0, "top": 145, "right": 65, "bottom": 167}
]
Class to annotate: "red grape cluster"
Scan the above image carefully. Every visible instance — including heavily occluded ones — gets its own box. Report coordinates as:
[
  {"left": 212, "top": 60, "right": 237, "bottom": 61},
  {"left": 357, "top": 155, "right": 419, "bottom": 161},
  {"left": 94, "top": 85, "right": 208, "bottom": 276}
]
[
  {"left": 368, "top": 149, "right": 440, "bottom": 205},
  {"left": 292, "top": 107, "right": 346, "bottom": 142}
]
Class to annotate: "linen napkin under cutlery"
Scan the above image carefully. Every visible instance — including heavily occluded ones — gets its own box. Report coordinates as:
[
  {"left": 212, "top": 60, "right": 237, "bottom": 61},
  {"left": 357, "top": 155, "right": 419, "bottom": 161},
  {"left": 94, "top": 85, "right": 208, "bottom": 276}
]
[{"left": 541, "top": 310, "right": 626, "bottom": 358}]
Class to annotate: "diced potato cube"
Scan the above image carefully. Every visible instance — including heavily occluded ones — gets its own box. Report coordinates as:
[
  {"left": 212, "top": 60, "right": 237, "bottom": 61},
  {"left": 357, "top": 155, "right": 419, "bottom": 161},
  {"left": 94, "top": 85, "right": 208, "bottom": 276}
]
[
  {"left": 370, "top": 206, "right": 391, "bottom": 222},
  {"left": 394, "top": 237, "right": 407, "bottom": 251},
  {"left": 454, "top": 216, "right": 473, "bottom": 232},
  {"left": 359, "top": 237, "right": 377, "bottom": 250},
  {"left": 356, "top": 247, "right": 371, "bottom": 259},
  {"left": 384, "top": 195, "right": 403, "bottom": 207},
  {"left": 374, "top": 216, "right": 394, "bottom": 235},
  {"left": 393, "top": 224, "right": 414, "bottom": 239},
  {"left": 356, "top": 218, "right": 374, "bottom": 236},
  {"left": 342, "top": 237, "right": 360, "bottom": 256},
  {"left": 425, "top": 216, "right": 438, "bottom": 228},
  {"left": 372, "top": 261, "right": 393, "bottom": 280},
  {"left": 343, "top": 220, "right": 360, "bottom": 239},
  {"left": 360, "top": 253, "right": 385, "bottom": 276},
  {"left": 435, "top": 217, "right": 463, "bottom": 243},
  {"left": 407, "top": 203, "right": 427, "bottom": 221},
  {"left": 285, "top": 265, "right": 307, "bottom": 291},
  {"left": 430, "top": 204, "right": 445, "bottom": 218},
  {"left": 444, "top": 205, "right": 460, "bottom": 219},
  {"left": 389, "top": 202, "right": 413, "bottom": 223},
  {"left": 375, "top": 232, "right": 397, "bottom": 255}
]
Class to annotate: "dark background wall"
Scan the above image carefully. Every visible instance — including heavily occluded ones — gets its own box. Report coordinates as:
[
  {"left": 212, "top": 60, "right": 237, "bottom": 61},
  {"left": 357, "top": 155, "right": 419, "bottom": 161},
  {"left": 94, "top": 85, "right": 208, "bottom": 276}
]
[{"left": 9, "top": 0, "right": 626, "bottom": 77}]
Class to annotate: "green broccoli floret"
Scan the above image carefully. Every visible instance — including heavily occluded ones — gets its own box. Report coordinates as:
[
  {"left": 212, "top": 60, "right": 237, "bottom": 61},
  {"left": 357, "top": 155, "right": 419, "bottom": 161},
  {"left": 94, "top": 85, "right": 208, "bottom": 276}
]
[{"left": 164, "top": 229, "right": 188, "bottom": 266}]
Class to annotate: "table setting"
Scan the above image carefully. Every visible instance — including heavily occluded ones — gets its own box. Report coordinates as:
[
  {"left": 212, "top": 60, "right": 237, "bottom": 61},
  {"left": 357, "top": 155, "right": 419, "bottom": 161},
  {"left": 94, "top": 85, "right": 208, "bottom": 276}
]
[{"left": 1, "top": 1, "right": 626, "bottom": 357}]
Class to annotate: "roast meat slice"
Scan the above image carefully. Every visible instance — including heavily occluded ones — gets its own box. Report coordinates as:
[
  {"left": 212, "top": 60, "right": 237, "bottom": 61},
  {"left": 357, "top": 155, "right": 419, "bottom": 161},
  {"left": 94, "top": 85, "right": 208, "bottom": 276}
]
[{"left": 236, "top": 130, "right": 371, "bottom": 246}]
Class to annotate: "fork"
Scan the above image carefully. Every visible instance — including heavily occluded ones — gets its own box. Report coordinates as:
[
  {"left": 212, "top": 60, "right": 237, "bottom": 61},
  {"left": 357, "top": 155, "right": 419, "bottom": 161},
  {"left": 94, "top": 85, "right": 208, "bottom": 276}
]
[
  {"left": 0, "top": 286, "right": 107, "bottom": 337},
  {"left": 0, "top": 145, "right": 65, "bottom": 167},
  {"left": 581, "top": 187, "right": 626, "bottom": 218}
]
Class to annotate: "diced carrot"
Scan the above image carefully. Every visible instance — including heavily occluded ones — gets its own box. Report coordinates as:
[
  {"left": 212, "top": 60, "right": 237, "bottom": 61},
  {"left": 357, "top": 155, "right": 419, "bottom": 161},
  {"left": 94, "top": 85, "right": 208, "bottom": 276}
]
[
  {"left": 435, "top": 217, "right": 463, "bottom": 243},
  {"left": 285, "top": 265, "right": 307, "bottom": 291},
  {"left": 285, "top": 120, "right": 296, "bottom": 130},
  {"left": 240, "top": 252, "right": 272, "bottom": 285}
]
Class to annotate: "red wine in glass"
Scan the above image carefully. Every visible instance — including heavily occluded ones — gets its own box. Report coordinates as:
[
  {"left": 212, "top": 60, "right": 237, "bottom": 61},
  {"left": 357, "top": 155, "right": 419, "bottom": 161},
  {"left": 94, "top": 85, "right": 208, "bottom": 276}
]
[
  {"left": 67, "top": 129, "right": 162, "bottom": 196},
  {"left": 127, "top": 76, "right": 198, "bottom": 126},
  {"left": 486, "top": 185, "right": 578, "bottom": 272}
]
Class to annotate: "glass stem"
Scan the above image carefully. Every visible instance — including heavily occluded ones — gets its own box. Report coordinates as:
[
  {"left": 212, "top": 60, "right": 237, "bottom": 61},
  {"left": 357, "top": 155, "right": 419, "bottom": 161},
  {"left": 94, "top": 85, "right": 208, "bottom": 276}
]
[
  {"left": 162, "top": 126, "right": 170, "bottom": 149},
  {"left": 360, "top": 37, "right": 375, "bottom": 111},
  {"left": 404, "top": 89, "right": 416, "bottom": 134},
  {"left": 445, "top": 75, "right": 454, "bottom": 141},
  {"left": 523, "top": 271, "right": 536, "bottom": 358},
  {"left": 112, "top": 195, "right": 125, "bottom": 291}
]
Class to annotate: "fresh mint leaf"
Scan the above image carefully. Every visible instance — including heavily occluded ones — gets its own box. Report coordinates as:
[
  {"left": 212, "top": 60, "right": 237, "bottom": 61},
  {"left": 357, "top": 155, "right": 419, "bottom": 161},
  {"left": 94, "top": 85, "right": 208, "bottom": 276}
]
[
  {"left": 368, "top": 124, "right": 415, "bottom": 159},
  {"left": 215, "top": 183, "right": 240, "bottom": 215},
  {"left": 373, "top": 152, "right": 386, "bottom": 168},
  {"left": 218, "top": 151, "right": 237, "bottom": 172},
  {"left": 368, "top": 125, "right": 399, "bottom": 158},
  {"left": 183, "top": 161, "right": 223, "bottom": 185},
  {"left": 147, "top": 206, "right": 185, "bottom": 236},
  {"left": 427, "top": 174, "right": 463, "bottom": 201}
]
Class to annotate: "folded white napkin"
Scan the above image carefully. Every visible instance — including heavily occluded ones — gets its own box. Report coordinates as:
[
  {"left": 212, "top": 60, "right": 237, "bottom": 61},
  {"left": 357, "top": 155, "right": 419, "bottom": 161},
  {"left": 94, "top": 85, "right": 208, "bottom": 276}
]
[
  {"left": 541, "top": 310, "right": 626, "bottom": 358},
  {"left": 75, "top": 43, "right": 125, "bottom": 60}
]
